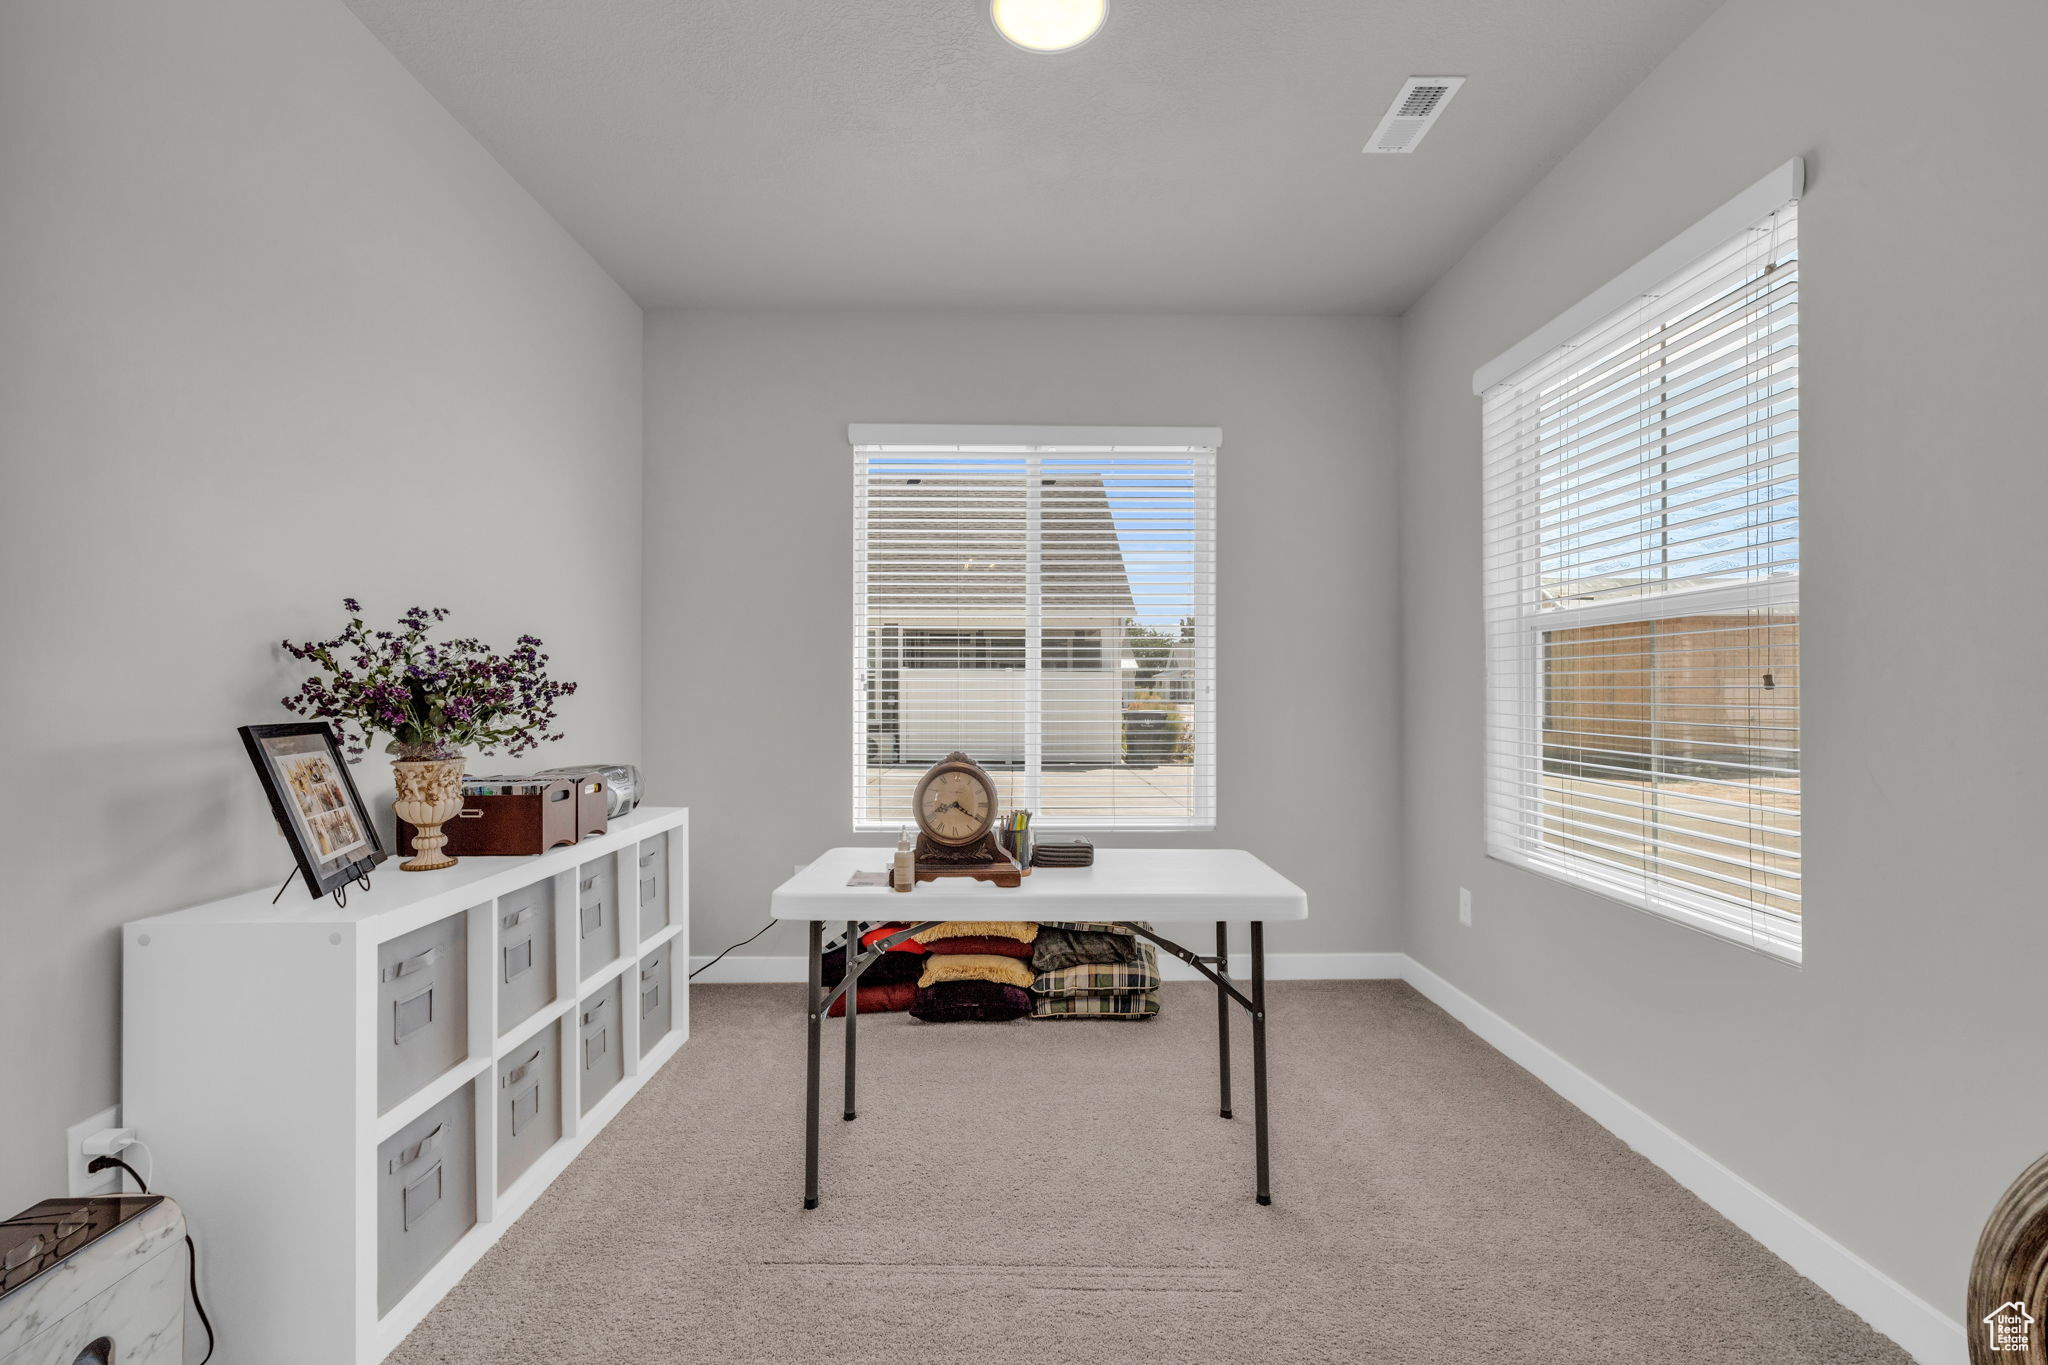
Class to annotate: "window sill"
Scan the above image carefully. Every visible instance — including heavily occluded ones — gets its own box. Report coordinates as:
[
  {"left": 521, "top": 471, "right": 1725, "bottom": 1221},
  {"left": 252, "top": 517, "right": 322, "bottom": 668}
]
[{"left": 1487, "top": 844, "right": 1802, "bottom": 966}]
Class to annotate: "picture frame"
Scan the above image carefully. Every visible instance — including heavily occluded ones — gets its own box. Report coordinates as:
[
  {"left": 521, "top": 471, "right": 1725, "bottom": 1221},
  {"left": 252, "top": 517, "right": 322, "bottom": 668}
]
[{"left": 239, "top": 722, "right": 386, "bottom": 901}]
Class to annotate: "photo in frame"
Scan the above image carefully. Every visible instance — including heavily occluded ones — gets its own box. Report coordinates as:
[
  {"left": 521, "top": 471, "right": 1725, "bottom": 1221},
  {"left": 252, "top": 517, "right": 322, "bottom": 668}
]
[{"left": 239, "top": 722, "right": 386, "bottom": 900}]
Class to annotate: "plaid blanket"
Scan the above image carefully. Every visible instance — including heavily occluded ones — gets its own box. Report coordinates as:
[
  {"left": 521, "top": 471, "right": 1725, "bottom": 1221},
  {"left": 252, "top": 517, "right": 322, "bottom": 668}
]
[
  {"left": 1032, "top": 925, "right": 1150, "bottom": 974},
  {"left": 1037, "top": 921, "right": 1137, "bottom": 936},
  {"left": 1032, "top": 939, "right": 1159, "bottom": 998},
  {"left": 1032, "top": 991, "right": 1161, "bottom": 1021}
]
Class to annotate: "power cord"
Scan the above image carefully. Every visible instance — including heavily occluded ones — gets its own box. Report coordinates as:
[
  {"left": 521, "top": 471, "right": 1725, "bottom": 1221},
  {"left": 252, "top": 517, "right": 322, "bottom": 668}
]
[
  {"left": 87, "top": 1156, "right": 215, "bottom": 1365},
  {"left": 688, "top": 919, "right": 776, "bottom": 979},
  {"left": 124, "top": 1138, "right": 155, "bottom": 1194}
]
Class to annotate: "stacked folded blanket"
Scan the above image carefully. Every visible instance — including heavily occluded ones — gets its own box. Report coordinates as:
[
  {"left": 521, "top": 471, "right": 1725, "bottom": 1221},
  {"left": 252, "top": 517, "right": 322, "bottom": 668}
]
[
  {"left": 909, "top": 921, "right": 1038, "bottom": 1022},
  {"left": 822, "top": 923, "right": 926, "bottom": 1017},
  {"left": 1030, "top": 921, "right": 1160, "bottom": 1021},
  {"left": 840, "top": 918, "right": 1166, "bottom": 1023}
]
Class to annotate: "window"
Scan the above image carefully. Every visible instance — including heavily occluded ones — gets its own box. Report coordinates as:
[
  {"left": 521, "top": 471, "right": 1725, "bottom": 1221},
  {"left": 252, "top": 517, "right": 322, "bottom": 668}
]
[
  {"left": 900, "top": 628, "right": 1102, "bottom": 670},
  {"left": 902, "top": 629, "right": 1022, "bottom": 670},
  {"left": 1044, "top": 629, "right": 1104, "bottom": 670},
  {"left": 1478, "top": 166, "right": 1801, "bottom": 960},
  {"left": 851, "top": 425, "right": 1217, "bottom": 831}
]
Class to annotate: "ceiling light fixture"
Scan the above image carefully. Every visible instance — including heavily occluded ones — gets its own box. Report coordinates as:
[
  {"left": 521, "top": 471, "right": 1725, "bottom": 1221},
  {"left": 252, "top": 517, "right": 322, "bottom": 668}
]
[{"left": 990, "top": 0, "right": 1106, "bottom": 53}]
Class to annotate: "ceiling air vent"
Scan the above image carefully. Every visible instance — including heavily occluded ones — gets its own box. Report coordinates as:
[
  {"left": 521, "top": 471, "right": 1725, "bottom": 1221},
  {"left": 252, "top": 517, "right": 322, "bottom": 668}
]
[{"left": 1362, "top": 76, "right": 1466, "bottom": 154}]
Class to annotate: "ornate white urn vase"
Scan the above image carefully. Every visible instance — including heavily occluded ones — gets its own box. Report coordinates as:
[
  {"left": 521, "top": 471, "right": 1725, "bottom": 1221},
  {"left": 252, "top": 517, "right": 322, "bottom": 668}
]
[{"left": 391, "top": 755, "right": 466, "bottom": 871}]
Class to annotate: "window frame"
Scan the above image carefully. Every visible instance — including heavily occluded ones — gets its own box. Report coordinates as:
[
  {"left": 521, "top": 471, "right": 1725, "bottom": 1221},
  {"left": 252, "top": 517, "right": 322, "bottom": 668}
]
[
  {"left": 849, "top": 425, "right": 1218, "bottom": 834},
  {"left": 1475, "top": 164, "right": 1803, "bottom": 963}
]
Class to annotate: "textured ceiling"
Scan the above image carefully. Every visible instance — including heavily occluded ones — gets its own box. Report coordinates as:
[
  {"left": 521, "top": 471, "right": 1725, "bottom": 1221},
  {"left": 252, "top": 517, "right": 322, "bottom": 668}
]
[{"left": 343, "top": 0, "right": 1722, "bottom": 313}]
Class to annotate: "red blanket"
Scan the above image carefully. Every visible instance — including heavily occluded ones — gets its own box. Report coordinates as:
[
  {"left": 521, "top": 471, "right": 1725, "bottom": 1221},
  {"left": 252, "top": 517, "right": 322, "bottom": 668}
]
[
  {"left": 923, "top": 935, "right": 1034, "bottom": 958},
  {"left": 827, "top": 982, "right": 917, "bottom": 1017}
]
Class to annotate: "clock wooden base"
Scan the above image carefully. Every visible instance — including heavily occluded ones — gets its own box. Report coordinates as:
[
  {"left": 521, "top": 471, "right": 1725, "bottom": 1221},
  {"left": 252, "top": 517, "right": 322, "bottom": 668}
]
[
  {"left": 913, "top": 859, "right": 1026, "bottom": 888},
  {"left": 913, "top": 831, "right": 1027, "bottom": 888}
]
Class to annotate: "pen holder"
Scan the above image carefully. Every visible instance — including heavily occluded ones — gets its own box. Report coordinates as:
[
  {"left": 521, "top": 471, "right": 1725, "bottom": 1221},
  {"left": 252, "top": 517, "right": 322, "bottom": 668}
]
[{"left": 1002, "top": 827, "right": 1032, "bottom": 868}]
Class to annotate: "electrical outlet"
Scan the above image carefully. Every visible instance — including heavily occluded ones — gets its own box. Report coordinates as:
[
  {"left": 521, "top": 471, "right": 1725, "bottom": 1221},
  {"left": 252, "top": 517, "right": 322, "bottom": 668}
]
[
  {"left": 1458, "top": 888, "right": 1473, "bottom": 927},
  {"left": 67, "top": 1105, "right": 122, "bottom": 1196}
]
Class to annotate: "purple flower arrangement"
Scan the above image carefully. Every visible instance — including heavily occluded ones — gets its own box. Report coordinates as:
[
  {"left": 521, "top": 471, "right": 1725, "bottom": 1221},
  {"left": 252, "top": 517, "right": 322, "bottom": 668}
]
[{"left": 282, "top": 599, "right": 578, "bottom": 763}]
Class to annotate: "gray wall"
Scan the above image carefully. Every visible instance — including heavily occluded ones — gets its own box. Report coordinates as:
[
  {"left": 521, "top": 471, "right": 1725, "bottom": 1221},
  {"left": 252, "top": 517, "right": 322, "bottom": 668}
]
[
  {"left": 644, "top": 311, "right": 1399, "bottom": 963},
  {"left": 1397, "top": 0, "right": 2048, "bottom": 1314},
  {"left": 0, "top": 0, "right": 644, "bottom": 1214}
]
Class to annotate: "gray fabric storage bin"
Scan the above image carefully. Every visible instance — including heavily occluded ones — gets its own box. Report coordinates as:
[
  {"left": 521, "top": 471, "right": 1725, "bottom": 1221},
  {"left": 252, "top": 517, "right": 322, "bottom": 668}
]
[
  {"left": 496, "top": 882, "right": 556, "bottom": 1035},
  {"left": 577, "top": 978, "right": 623, "bottom": 1114},
  {"left": 638, "top": 949, "right": 672, "bottom": 1056},
  {"left": 576, "top": 858, "right": 618, "bottom": 978},
  {"left": 377, "top": 913, "right": 470, "bottom": 1114},
  {"left": 376, "top": 1087, "right": 476, "bottom": 1315},
  {"left": 636, "top": 832, "right": 670, "bottom": 941},
  {"left": 495, "top": 1021, "right": 560, "bottom": 1193}
]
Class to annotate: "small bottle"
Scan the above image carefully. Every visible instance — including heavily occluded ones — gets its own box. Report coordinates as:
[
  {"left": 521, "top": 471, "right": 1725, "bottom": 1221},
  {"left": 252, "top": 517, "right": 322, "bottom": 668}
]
[{"left": 893, "top": 826, "right": 915, "bottom": 892}]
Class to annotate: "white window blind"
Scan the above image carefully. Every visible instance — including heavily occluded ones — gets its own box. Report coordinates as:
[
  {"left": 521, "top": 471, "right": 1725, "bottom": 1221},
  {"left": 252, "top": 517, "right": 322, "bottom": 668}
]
[
  {"left": 850, "top": 426, "right": 1217, "bottom": 832},
  {"left": 1480, "top": 193, "right": 1800, "bottom": 961}
]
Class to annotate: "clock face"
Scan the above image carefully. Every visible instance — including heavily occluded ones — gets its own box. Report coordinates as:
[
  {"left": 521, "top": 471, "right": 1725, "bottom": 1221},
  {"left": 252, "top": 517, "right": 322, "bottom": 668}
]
[{"left": 917, "top": 767, "right": 995, "bottom": 845}]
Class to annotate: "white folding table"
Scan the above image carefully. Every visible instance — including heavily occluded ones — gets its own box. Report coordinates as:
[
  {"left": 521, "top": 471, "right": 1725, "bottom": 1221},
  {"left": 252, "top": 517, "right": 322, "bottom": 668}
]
[{"left": 770, "top": 847, "right": 1309, "bottom": 1208}]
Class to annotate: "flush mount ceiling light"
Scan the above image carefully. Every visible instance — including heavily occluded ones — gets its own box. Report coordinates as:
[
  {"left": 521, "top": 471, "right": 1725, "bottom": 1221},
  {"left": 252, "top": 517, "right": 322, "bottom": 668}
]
[{"left": 990, "top": 0, "right": 1106, "bottom": 53}]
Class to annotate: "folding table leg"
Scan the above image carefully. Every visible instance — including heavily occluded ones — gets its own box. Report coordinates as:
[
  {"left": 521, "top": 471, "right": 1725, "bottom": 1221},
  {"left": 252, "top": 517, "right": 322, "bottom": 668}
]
[
  {"left": 1215, "top": 921, "right": 1234, "bottom": 1120},
  {"left": 803, "top": 919, "right": 823, "bottom": 1209},
  {"left": 1251, "top": 920, "right": 1271, "bottom": 1205},
  {"left": 843, "top": 919, "right": 859, "bottom": 1122}
]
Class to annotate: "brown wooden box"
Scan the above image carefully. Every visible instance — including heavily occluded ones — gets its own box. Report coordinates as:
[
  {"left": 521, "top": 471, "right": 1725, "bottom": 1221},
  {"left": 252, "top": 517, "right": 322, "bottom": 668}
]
[{"left": 398, "top": 779, "right": 581, "bottom": 857}]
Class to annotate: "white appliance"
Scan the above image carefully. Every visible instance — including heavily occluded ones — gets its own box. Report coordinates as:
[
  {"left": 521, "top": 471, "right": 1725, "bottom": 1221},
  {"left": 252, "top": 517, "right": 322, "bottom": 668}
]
[{"left": 0, "top": 1196, "right": 184, "bottom": 1365}]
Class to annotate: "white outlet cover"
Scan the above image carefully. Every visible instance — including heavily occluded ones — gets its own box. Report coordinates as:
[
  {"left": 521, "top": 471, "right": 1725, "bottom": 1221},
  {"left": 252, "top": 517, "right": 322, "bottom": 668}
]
[
  {"left": 67, "top": 1104, "right": 122, "bottom": 1195},
  {"left": 1458, "top": 888, "right": 1473, "bottom": 926}
]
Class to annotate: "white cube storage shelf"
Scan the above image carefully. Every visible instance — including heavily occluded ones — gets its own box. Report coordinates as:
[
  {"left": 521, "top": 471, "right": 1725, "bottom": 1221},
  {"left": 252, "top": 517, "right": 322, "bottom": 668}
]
[{"left": 122, "top": 807, "right": 688, "bottom": 1365}]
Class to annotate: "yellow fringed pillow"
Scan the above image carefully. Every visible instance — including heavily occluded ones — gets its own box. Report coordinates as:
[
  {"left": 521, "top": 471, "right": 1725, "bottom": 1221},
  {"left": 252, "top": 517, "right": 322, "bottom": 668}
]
[
  {"left": 918, "top": 954, "right": 1037, "bottom": 990},
  {"left": 918, "top": 920, "right": 1039, "bottom": 944}
]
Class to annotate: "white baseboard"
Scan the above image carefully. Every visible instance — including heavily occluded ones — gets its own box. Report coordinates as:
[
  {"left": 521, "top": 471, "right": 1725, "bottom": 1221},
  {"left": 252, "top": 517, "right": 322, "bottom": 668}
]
[
  {"left": 1163, "top": 950, "right": 1406, "bottom": 981},
  {"left": 688, "top": 954, "right": 811, "bottom": 982},
  {"left": 1399, "top": 958, "right": 1966, "bottom": 1365},
  {"left": 687, "top": 950, "right": 1404, "bottom": 983}
]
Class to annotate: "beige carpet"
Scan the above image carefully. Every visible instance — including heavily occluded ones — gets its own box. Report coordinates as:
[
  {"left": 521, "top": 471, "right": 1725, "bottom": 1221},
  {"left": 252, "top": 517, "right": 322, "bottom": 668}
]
[{"left": 391, "top": 981, "right": 1911, "bottom": 1364}]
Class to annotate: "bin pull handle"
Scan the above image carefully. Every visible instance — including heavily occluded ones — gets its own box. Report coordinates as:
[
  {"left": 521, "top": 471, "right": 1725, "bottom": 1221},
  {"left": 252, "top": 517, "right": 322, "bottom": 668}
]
[
  {"left": 504, "top": 1048, "right": 543, "bottom": 1087},
  {"left": 381, "top": 945, "right": 440, "bottom": 983},
  {"left": 389, "top": 1123, "right": 444, "bottom": 1173}
]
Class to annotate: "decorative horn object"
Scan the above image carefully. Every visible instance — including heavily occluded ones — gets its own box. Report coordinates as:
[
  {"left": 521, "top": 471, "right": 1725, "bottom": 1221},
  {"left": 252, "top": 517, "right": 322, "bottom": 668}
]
[{"left": 1969, "top": 1149, "right": 2048, "bottom": 1363}]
